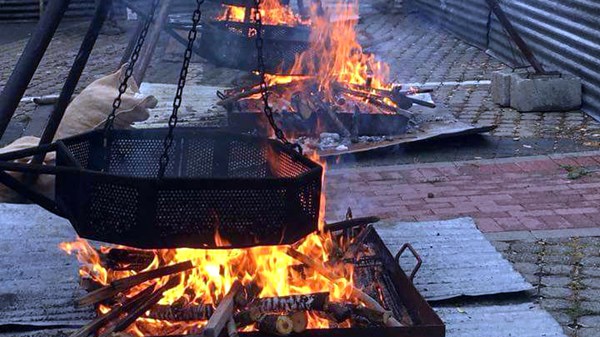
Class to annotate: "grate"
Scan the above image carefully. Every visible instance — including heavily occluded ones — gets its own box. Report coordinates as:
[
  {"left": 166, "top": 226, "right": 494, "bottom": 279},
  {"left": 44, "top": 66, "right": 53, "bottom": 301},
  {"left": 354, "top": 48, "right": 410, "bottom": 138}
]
[
  {"left": 0, "top": 128, "right": 322, "bottom": 249},
  {"left": 199, "top": 20, "right": 310, "bottom": 73}
]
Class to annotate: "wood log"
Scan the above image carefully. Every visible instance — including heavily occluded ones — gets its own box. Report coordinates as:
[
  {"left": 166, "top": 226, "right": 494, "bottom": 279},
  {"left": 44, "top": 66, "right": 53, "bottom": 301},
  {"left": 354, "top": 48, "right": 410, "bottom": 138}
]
[
  {"left": 76, "top": 261, "right": 194, "bottom": 307},
  {"left": 145, "top": 303, "right": 215, "bottom": 321},
  {"left": 353, "top": 305, "right": 392, "bottom": 325},
  {"left": 284, "top": 247, "right": 402, "bottom": 327},
  {"left": 256, "top": 314, "right": 294, "bottom": 336},
  {"left": 322, "top": 302, "right": 352, "bottom": 323},
  {"left": 250, "top": 292, "right": 329, "bottom": 312},
  {"left": 323, "top": 216, "right": 380, "bottom": 232},
  {"left": 227, "top": 318, "right": 239, "bottom": 337},
  {"left": 203, "top": 281, "right": 243, "bottom": 337},
  {"left": 234, "top": 307, "right": 261, "bottom": 328},
  {"left": 69, "top": 285, "right": 155, "bottom": 337},
  {"left": 101, "top": 248, "right": 154, "bottom": 271},
  {"left": 99, "top": 278, "right": 180, "bottom": 337},
  {"left": 289, "top": 311, "right": 308, "bottom": 333}
]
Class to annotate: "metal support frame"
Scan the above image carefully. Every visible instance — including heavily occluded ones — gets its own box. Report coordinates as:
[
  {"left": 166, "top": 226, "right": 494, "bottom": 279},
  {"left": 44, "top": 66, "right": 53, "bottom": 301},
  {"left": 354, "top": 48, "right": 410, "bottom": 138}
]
[
  {"left": 132, "top": 0, "right": 173, "bottom": 83},
  {"left": 0, "top": 0, "right": 71, "bottom": 141},
  {"left": 486, "top": 0, "right": 545, "bottom": 74},
  {"left": 31, "top": 0, "right": 113, "bottom": 168},
  {"left": 121, "top": 0, "right": 205, "bottom": 61}
]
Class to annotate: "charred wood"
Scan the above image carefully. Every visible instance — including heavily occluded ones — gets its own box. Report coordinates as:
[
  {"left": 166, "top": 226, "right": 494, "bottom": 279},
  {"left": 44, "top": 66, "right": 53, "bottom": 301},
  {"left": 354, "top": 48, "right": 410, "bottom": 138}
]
[
  {"left": 250, "top": 292, "right": 329, "bottom": 312},
  {"left": 76, "top": 261, "right": 194, "bottom": 307},
  {"left": 256, "top": 314, "right": 294, "bottom": 336},
  {"left": 203, "top": 280, "right": 243, "bottom": 337},
  {"left": 145, "top": 303, "right": 215, "bottom": 321}
]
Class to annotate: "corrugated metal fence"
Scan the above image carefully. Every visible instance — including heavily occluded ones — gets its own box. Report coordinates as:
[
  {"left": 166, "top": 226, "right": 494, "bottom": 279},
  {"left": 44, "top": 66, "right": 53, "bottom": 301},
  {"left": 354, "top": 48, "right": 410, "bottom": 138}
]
[
  {"left": 409, "top": 0, "right": 600, "bottom": 119},
  {"left": 0, "top": 0, "right": 97, "bottom": 21}
]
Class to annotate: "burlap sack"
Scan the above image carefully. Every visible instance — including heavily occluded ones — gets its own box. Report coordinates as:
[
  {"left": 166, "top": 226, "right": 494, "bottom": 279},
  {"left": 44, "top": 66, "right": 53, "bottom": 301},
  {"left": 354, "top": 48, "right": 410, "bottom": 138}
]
[
  {"left": 54, "top": 63, "right": 157, "bottom": 140},
  {"left": 0, "top": 65, "right": 158, "bottom": 202},
  {"left": 0, "top": 136, "right": 55, "bottom": 203}
]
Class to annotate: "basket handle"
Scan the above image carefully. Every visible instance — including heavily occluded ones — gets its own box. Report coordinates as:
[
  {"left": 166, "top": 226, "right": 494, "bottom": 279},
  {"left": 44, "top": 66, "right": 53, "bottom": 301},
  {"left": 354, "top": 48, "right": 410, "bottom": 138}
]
[
  {"left": 0, "top": 143, "right": 68, "bottom": 217},
  {"left": 395, "top": 243, "right": 422, "bottom": 283}
]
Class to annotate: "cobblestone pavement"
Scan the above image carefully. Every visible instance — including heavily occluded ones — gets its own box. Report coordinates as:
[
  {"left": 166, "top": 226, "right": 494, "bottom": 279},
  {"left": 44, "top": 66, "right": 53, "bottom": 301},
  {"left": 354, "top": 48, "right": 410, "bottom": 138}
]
[
  {"left": 1, "top": 4, "right": 600, "bottom": 158},
  {"left": 490, "top": 236, "right": 600, "bottom": 337},
  {"left": 326, "top": 151, "right": 600, "bottom": 232}
]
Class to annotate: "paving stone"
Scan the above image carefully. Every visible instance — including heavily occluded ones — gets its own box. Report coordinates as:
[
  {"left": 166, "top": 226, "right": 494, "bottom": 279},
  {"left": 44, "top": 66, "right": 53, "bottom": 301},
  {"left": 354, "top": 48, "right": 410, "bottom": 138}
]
[
  {"left": 542, "top": 276, "right": 573, "bottom": 288},
  {"left": 540, "top": 298, "right": 573, "bottom": 311},
  {"left": 578, "top": 328, "right": 600, "bottom": 337},
  {"left": 579, "top": 315, "right": 600, "bottom": 327},
  {"left": 580, "top": 301, "right": 600, "bottom": 314},
  {"left": 540, "top": 286, "right": 573, "bottom": 299}
]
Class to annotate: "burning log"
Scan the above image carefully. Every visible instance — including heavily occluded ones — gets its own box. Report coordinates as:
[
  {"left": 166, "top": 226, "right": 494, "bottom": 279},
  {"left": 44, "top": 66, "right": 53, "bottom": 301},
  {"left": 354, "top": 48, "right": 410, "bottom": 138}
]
[
  {"left": 227, "top": 319, "right": 239, "bottom": 337},
  {"left": 203, "top": 280, "right": 244, "bottom": 337},
  {"left": 234, "top": 307, "right": 262, "bottom": 328},
  {"left": 145, "top": 303, "right": 215, "bottom": 321},
  {"left": 289, "top": 311, "right": 308, "bottom": 333},
  {"left": 322, "top": 302, "right": 352, "bottom": 323},
  {"left": 101, "top": 248, "right": 154, "bottom": 271},
  {"left": 323, "top": 216, "right": 380, "bottom": 232},
  {"left": 256, "top": 314, "right": 294, "bottom": 336},
  {"left": 99, "top": 278, "right": 180, "bottom": 337},
  {"left": 76, "top": 260, "right": 194, "bottom": 307},
  {"left": 284, "top": 248, "right": 402, "bottom": 327},
  {"left": 322, "top": 302, "right": 392, "bottom": 325},
  {"left": 250, "top": 292, "right": 329, "bottom": 312},
  {"left": 69, "top": 285, "right": 155, "bottom": 337}
]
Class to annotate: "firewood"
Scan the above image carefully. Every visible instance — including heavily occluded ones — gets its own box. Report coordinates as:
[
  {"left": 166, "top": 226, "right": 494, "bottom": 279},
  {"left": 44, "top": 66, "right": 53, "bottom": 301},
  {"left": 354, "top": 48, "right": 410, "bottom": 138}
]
[
  {"left": 234, "top": 307, "right": 261, "bottom": 328},
  {"left": 203, "top": 280, "right": 243, "bottom": 337},
  {"left": 145, "top": 303, "right": 215, "bottom": 321},
  {"left": 99, "top": 278, "right": 180, "bottom": 337},
  {"left": 250, "top": 292, "right": 329, "bottom": 312},
  {"left": 69, "top": 284, "right": 155, "bottom": 337},
  {"left": 323, "top": 216, "right": 380, "bottom": 232},
  {"left": 352, "top": 305, "right": 392, "bottom": 325},
  {"left": 322, "top": 302, "right": 352, "bottom": 323},
  {"left": 284, "top": 248, "right": 402, "bottom": 327},
  {"left": 101, "top": 248, "right": 154, "bottom": 271},
  {"left": 289, "top": 311, "right": 308, "bottom": 333},
  {"left": 256, "top": 314, "right": 294, "bottom": 336},
  {"left": 76, "top": 261, "right": 194, "bottom": 307},
  {"left": 227, "top": 318, "right": 239, "bottom": 337}
]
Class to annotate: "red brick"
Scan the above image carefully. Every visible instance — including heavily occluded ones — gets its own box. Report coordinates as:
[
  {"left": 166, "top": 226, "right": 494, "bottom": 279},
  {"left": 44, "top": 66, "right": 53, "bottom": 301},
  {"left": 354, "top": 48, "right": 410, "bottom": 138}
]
[{"left": 474, "top": 218, "right": 504, "bottom": 232}]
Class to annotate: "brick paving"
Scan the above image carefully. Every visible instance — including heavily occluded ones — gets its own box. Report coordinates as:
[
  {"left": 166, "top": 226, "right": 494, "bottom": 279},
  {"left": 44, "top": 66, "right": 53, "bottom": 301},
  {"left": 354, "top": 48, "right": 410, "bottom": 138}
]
[
  {"left": 491, "top": 236, "right": 600, "bottom": 337},
  {"left": 326, "top": 151, "right": 600, "bottom": 233}
]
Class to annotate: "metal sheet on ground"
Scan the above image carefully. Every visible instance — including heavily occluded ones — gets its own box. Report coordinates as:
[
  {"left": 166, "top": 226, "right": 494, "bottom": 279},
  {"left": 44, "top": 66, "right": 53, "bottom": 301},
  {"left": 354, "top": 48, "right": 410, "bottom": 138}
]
[
  {"left": 319, "top": 122, "right": 496, "bottom": 157},
  {"left": 435, "top": 303, "right": 567, "bottom": 337},
  {"left": 376, "top": 217, "right": 533, "bottom": 301},
  {"left": 0, "top": 204, "right": 93, "bottom": 327},
  {"left": 136, "top": 83, "right": 227, "bottom": 128}
]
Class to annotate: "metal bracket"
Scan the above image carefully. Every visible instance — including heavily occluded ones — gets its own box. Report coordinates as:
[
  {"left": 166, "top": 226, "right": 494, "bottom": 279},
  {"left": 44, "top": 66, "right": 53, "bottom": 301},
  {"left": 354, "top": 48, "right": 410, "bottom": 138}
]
[{"left": 395, "top": 243, "right": 422, "bottom": 282}]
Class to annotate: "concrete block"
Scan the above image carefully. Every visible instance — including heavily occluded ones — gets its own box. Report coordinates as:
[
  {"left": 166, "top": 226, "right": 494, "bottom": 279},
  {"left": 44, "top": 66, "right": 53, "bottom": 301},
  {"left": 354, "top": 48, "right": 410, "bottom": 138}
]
[
  {"left": 510, "top": 72, "right": 582, "bottom": 112},
  {"left": 491, "top": 68, "right": 517, "bottom": 106}
]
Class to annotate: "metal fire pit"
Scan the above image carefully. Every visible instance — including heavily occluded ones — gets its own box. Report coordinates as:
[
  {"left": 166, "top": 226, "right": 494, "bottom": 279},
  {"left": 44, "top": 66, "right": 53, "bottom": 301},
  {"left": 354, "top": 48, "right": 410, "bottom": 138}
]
[
  {"left": 199, "top": 20, "right": 310, "bottom": 73},
  {"left": 152, "top": 226, "right": 446, "bottom": 337},
  {"left": 0, "top": 128, "right": 323, "bottom": 249}
]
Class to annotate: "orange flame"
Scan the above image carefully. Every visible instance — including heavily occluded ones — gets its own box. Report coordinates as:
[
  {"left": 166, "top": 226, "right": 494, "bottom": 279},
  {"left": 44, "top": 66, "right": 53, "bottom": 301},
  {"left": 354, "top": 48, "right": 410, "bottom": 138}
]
[{"left": 216, "top": 0, "right": 309, "bottom": 26}]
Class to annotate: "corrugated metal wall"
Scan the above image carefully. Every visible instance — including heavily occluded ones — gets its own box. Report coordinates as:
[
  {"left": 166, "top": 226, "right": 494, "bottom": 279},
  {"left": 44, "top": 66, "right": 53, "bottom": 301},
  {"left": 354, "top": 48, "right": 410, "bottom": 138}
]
[
  {"left": 409, "top": 0, "right": 600, "bottom": 119},
  {"left": 0, "top": 0, "right": 97, "bottom": 21}
]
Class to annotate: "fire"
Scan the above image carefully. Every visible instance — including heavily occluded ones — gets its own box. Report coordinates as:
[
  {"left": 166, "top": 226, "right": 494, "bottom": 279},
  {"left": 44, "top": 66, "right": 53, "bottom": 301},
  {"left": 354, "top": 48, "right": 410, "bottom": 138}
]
[
  {"left": 59, "top": 154, "right": 354, "bottom": 336},
  {"left": 287, "top": 2, "right": 392, "bottom": 99},
  {"left": 216, "top": 0, "right": 309, "bottom": 26}
]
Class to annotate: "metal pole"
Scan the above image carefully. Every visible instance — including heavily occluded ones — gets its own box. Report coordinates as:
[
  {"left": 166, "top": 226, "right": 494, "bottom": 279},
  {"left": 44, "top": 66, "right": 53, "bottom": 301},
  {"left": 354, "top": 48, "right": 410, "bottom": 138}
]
[
  {"left": 122, "top": 0, "right": 205, "bottom": 59},
  {"left": 0, "top": 0, "right": 71, "bottom": 141},
  {"left": 30, "top": 0, "right": 112, "bottom": 167},
  {"left": 486, "top": 0, "right": 545, "bottom": 73},
  {"left": 133, "top": 0, "right": 173, "bottom": 83}
]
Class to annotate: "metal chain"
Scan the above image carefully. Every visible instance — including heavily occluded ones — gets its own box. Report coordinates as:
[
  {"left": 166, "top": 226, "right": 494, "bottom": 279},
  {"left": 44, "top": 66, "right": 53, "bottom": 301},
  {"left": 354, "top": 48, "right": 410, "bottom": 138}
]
[
  {"left": 252, "top": 0, "right": 302, "bottom": 154},
  {"left": 103, "top": 0, "right": 160, "bottom": 168},
  {"left": 157, "top": 0, "right": 204, "bottom": 178},
  {"left": 104, "top": 0, "right": 159, "bottom": 137}
]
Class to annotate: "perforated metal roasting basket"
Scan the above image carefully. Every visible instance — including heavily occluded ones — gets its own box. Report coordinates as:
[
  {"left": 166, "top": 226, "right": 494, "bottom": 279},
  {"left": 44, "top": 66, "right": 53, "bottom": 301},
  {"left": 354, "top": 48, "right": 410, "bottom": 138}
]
[
  {"left": 0, "top": 128, "right": 323, "bottom": 249},
  {"left": 199, "top": 20, "right": 310, "bottom": 73}
]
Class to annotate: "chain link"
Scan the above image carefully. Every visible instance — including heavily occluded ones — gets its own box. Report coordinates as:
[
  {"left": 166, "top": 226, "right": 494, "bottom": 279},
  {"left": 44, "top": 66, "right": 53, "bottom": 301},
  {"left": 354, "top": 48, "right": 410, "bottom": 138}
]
[
  {"left": 103, "top": 0, "right": 160, "bottom": 169},
  {"left": 252, "top": 0, "right": 302, "bottom": 154},
  {"left": 157, "top": 0, "right": 204, "bottom": 178}
]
